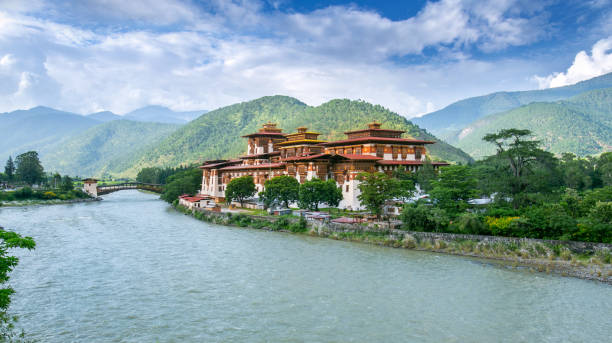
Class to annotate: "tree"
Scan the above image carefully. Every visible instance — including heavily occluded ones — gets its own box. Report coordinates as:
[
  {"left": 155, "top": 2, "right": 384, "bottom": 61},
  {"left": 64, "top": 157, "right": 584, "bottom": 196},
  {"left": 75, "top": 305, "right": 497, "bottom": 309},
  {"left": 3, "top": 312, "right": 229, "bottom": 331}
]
[
  {"left": 482, "top": 129, "right": 559, "bottom": 207},
  {"left": 416, "top": 158, "right": 436, "bottom": 193},
  {"left": 225, "top": 175, "right": 256, "bottom": 207},
  {"left": 429, "top": 165, "right": 478, "bottom": 213},
  {"left": 357, "top": 172, "right": 414, "bottom": 218},
  {"left": 160, "top": 168, "right": 202, "bottom": 203},
  {"left": 3, "top": 157, "right": 14, "bottom": 182},
  {"left": 60, "top": 175, "right": 74, "bottom": 192},
  {"left": 14, "top": 151, "right": 44, "bottom": 185},
  {"left": 0, "top": 229, "right": 35, "bottom": 340},
  {"left": 596, "top": 152, "right": 612, "bottom": 187},
  {"left": 298, "top": 178, "right": 342, "bottom": 210},
  {"left": 52, "top": 173, "right": 62, "bottom": 189},
  {"left": 259, "top": 175, "right": 300, "bottom": 208}
]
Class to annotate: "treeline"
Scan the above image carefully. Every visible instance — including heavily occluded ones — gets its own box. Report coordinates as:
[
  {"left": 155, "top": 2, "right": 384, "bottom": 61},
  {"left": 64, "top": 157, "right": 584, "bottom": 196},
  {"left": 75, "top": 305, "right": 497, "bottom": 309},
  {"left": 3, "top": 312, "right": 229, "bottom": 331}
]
[
  {"left": 1, "top": 151, "right": 88, "bottom": 202},
  {"left": 135, "top": 165, "right": 192, "bottom": 185},
  {"left": 390, "top": 129, "right": 612, "bottom": 243}
]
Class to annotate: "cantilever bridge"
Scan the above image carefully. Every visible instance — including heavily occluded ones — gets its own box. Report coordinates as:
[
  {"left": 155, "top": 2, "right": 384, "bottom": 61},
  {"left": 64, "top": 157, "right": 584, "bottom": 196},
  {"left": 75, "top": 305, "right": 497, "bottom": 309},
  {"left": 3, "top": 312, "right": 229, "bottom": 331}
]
[{"left": 82, "top": 179, "right": 162, "bottom": 197}]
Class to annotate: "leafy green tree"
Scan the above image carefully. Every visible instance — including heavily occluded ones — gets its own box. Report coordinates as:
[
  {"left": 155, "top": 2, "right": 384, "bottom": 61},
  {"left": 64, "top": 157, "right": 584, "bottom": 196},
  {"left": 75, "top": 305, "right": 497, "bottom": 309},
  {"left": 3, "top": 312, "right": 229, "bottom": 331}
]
[
  {"left": 482, "top": 129, "right": 560, "bottom": 207},
  {"left": 259, "top": 175, "right": 300, "bottom": 208},
  {"left": 14, "top": 151, "right": 44, "bottom": 185},
  {"left": 400, "top": 203, "right": 449, "bottom": 232},
  {"left": 52, "top": 173, "right": 62, "bottom": 189},
  {"left": 60, "top": 175, "right": 74, "bottom": 192},
  {"left": 160, "top": 168, "right": 202, "bottom": 203},
  {"left": 357, "top": 172, "right": 414, "bottom": 218},
  {"left": 429, "top": 165, "right": 478, "bottom": 213},
  {"left": 3, "top": 157, "right": 14, "bottom": 182},
  {"left": 596, "top": 152, "right": 612, "bottom": 187},
  {"left": 298, "top": 178, "right": 342, "bottom": 210},
  {"left": 0, "top": 229, "right": 35, "bottom": 340},
  {"left": 225, "top": 175, "right": 256, "bottom": 207}
]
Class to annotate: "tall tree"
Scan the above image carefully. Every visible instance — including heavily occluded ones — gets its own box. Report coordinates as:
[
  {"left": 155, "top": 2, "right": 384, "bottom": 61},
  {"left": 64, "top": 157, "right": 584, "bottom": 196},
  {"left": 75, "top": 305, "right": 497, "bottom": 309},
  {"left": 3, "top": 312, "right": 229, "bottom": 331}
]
[
  {"left": 429, "top": 165, "right": 478, "bottom": 213},
  {"left": 3, "top": 157, "right": 14, "bottom": 182},
  {"left": 482, "top": 129, "right": 558, "bottom": 207},
  {"left": 259, "top": 175, "right": 300, "bottom": 208},
  {"left": 60, "top": 175, "right": 74, "bottom": 192},
  {"left": 14, "top": 151, "right": 44, "bottom": 185},
  {"left": 357, "top": 172, "right": 414, "bottom": 218},
  {"left": 298, "top": 178, "right": 343, "bottom": 210},
  {"left": 225, "top": 175, "right": 256, "bottom": 207}
]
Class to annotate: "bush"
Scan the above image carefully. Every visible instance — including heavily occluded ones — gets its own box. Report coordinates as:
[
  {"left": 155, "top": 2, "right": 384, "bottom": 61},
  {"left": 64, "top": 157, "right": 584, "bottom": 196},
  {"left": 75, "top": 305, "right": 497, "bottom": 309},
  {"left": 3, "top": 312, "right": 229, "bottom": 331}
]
[
  {"left": 400, "top": 204, "right": 449, "bottom": 232},
  {"left": 451, "top": 213, "right": 488, "bottom": 235},
  {"left": 13, "top": 187, "right": 33, "bottom": 199},
  {"left": 42, "top": 191, "right": 57, "bottom": 199},
  {"left": 485, "top": 216, "right": 520, "bottom": 236},
  {"left": 289, "top": 216, "right": 308, "bottom": 233},
  {"left": 271, "top": 216, "right": 291, "bottom": 231}
]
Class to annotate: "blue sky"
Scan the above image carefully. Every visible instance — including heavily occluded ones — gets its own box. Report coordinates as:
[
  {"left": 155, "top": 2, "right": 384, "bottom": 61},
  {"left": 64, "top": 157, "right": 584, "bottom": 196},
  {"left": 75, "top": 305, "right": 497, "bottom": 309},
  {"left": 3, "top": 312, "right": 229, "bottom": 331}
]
[{"left": 0, "top": 0, "right": 611, "bottom": 118}]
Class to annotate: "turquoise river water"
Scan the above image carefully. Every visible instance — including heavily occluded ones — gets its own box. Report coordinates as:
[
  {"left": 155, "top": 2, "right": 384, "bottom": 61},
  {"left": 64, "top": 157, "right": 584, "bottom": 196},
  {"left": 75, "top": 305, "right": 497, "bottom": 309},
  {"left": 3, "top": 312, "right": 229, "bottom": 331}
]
[{"left": 0, "top": 191, "right": 610, "bottom": 342}]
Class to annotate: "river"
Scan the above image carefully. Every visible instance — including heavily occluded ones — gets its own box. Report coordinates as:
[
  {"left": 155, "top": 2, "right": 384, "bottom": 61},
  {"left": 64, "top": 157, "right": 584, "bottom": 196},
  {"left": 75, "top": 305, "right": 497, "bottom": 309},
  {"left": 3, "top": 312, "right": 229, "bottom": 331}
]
[{"left": 0, "top": 191, "right": 610, "bottom": 342}]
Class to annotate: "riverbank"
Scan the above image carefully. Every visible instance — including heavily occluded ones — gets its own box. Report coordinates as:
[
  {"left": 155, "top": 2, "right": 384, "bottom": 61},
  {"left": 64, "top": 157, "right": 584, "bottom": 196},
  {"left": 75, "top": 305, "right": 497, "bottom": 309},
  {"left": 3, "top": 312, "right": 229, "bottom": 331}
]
[
  {"left": 174, "top": 204, "right": 612, "bottom": 284},
  {"left": 0, "top": 197, "right": 100, "bottom": 207}
]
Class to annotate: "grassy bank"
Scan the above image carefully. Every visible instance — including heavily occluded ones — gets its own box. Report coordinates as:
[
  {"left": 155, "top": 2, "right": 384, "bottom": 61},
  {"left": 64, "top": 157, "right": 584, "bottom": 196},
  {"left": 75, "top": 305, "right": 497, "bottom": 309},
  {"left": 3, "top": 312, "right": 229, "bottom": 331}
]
[{"left": 173, "top": 204, "right": 612, "bottom": 284}]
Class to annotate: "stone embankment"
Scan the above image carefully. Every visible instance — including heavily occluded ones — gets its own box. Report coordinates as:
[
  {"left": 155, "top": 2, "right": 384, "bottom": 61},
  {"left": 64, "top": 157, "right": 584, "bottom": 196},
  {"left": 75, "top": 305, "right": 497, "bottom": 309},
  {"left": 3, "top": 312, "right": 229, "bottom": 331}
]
[
  {"left": 178, "top": 205, "right": 612, "bottom": 284},
  {"left": 0, "top": 197, "right": 101, "bottom": 207}
]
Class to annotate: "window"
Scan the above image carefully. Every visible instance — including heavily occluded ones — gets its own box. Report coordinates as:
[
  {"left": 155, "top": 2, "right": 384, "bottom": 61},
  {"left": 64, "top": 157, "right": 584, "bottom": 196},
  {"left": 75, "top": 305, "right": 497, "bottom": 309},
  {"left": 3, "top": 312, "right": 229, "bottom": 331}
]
[
  {"left": 345, "top": 184, "right": 349, "bottom": 192},
  {"left": 415, "top": 148, "right": 422, "bottom": 160}
]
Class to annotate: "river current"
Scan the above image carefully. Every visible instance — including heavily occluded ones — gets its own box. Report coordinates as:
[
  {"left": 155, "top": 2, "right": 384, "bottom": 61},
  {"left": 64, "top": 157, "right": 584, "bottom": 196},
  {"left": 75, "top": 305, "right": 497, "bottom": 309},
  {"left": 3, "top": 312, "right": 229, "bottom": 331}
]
[{"left": 0, "top": 191, "right": 610, "bottom": 342}]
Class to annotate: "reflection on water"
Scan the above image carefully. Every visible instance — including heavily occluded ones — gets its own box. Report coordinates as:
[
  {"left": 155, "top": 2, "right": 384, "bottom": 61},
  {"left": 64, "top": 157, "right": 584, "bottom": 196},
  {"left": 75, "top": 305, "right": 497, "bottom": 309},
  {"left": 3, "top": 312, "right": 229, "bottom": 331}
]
[{"left": 1, "top": 191, "right": 611, "bottom": 342}]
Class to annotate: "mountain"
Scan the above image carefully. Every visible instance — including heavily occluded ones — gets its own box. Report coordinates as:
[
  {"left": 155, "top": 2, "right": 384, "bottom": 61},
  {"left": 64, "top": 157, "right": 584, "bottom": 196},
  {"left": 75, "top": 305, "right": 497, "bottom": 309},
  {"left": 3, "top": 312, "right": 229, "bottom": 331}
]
[
  {"left": 41, "top": 120, "right": 180, "bottom": 177},
  {"left": 124, "top": 105, "right": 207, "bottom": 124},
  {"left": 413, "top": 72, "right": 612, "bottom": 138},
  {"left": 88, "top": 111, "right": 122, "bottom": 122},
  {"left": 120, "top": 96, "right": 473, "bottom": 177},
  {"left": 451, "top": 87, "right": 612, "bottom": 159},
  {"left": 0, "top": 106, "right": 100, "bottom": 163}
]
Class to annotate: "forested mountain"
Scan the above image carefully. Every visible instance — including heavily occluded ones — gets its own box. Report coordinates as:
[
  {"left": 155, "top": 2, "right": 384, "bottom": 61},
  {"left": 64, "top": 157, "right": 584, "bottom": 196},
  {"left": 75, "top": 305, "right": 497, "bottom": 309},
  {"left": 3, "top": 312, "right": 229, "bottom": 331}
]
[
  {"left": 451, "top": 87, "right": 612, "bottom": 159},
  {"left": 40, "top": 120, "right": 179, "bottom": 177},
  {"left": 121, "top": 96, "right": 473, "bottom": 177},
  {"left": 124, "top": 105, "right": 207, "bottom": 124},
  {"left": 0, "top": 106, "right": 100, "bottom": 164},
  {"left": 413, "top": 72, "right": 612, "bottom": 137}
]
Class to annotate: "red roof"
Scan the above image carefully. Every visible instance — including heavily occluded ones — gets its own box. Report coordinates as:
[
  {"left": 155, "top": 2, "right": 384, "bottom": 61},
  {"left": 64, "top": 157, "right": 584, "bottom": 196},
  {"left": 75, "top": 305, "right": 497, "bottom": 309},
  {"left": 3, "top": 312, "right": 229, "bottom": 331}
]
[
  {"left": 218, "top": 162, "right": 286, "bottom": 171},
  {"left": 338, "top": 154, "right": 382, "bottom": 161},
  {"left": 241, "top": 132, "right": 286, "bottom": 138},
  {"left": 321, "top": 136, "right": 435, "bottom": 146},
  {"left": 180, "top": 196, "right": 208, "bottom": 202},
  {"left": 240, "top": 151, "right": 281, "bottom": 159},
  {"left": 282, "top": 153, "right": 331, "bottom": 161},
  {"left": 199, "top": 160, "right": 242, "bottom": 169},
  {"left": 376, "top": 160, "right": 450, "bottom": 166},
  {"left": 343, "top": 128, "right": 405, "bottom": 135}
]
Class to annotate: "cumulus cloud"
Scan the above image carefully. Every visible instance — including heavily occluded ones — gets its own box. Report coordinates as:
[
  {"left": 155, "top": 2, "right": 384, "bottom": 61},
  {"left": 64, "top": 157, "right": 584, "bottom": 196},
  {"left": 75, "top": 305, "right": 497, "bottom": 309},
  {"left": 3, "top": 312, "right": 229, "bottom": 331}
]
[
  {"left": 0, "top": 0, "right": 557, "bottom": 116},
  {"left": 535, "top": 36, "right": 612, "bottom": 88}
]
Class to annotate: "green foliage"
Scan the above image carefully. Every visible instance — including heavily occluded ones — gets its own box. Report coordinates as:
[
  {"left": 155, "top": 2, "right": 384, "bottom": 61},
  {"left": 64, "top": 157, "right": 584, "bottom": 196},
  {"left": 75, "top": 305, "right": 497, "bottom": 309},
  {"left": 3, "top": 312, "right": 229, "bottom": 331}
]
[
  {"left": 357, "top": 172, "right": 415, "bottom": 218},
  {"left": 450, "top": 213, "right": 488, "bottom": 235},
  {"left": 60, "top": 175, "right": 73, "bottom": 192},
  {"left": 160, "top": 168, "right": 202, "bottom": 203},
  {"left": 136, "top": 165, "right": 189, "bottom": 184},
  {"left": 14, "top": 151, "right": 44, "bottom": 185},
  {"left": 298, "top": 178, "right": 342, "bottom": 210},
  {"left": 430, "top": 165, "right": 478, "bottom": 213},
  {"left": 0, "top": 228, "right": 35, "bottom": 341},
  {"left": 259, "top": 175, "right": 300, "bottom": 208},
  {"left": 3, "top": 157, "right": 14, "bottom": 182},
  {"left": 399, "top": 203, "right": 449, "bottom": 232},
  {"left": 225, "top": 175, "right": 256, "bottom": 207}
]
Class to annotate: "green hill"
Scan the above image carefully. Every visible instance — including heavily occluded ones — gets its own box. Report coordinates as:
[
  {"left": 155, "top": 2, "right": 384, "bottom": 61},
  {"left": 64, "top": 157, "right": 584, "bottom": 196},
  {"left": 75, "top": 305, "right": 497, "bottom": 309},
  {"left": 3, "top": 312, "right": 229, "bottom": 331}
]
[
  {"left": 40, "top": 120, "right": 179, "bottom": 177},
  {"left": 121, "top": 96, "right": 472, "bottom": 177},
  {"left": 0, "top": 106, "right": 100, "bottom": 163},
  {"left": 413, "top": 72, "right": 612, "bottom": 137},
  {"left": 452, "top": 88, "right": 612, "bottom": 159}
]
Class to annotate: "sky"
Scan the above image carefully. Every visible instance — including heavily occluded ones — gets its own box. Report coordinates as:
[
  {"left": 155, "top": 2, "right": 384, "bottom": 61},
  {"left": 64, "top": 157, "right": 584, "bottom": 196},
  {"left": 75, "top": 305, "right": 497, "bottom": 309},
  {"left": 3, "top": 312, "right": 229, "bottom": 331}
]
[{"left": 0, "top": 0, "right": 611, "bottom": 118}]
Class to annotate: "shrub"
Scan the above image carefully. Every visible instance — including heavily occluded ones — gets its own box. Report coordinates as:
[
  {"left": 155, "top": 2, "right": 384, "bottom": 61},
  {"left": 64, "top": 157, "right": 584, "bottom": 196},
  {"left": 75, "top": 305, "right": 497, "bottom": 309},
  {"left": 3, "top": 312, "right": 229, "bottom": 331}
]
[
  {"left": 271, "top": 216, "right": 291, "bottom": 231},
  {"left": 452, "top": 213, "right": 487, "bottom": 235},
  {"left": 400, "top": 204, "right": 449, "bottom": 232},
  {"left": 42, "top": 191, "right": 57, "bottom": 199},
  {"left": 13, "top": 187, "right": 33, "bottom": 199},
  {"left": 485, "top": 216, "right": 519, "bottom": 236}
]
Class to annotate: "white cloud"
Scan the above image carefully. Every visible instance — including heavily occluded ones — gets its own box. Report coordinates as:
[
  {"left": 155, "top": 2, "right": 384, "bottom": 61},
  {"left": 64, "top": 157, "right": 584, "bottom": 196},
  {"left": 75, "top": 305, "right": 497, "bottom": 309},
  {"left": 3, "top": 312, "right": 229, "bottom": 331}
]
[
  {"left": 0, "top": 54, "right": 15, "bottom": 67},
  {"left": 535, "top": 36, "right": 612, "bottom": 88},
  {"left": 0, "top": 1, "right": 552, "bottom": 116}
]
